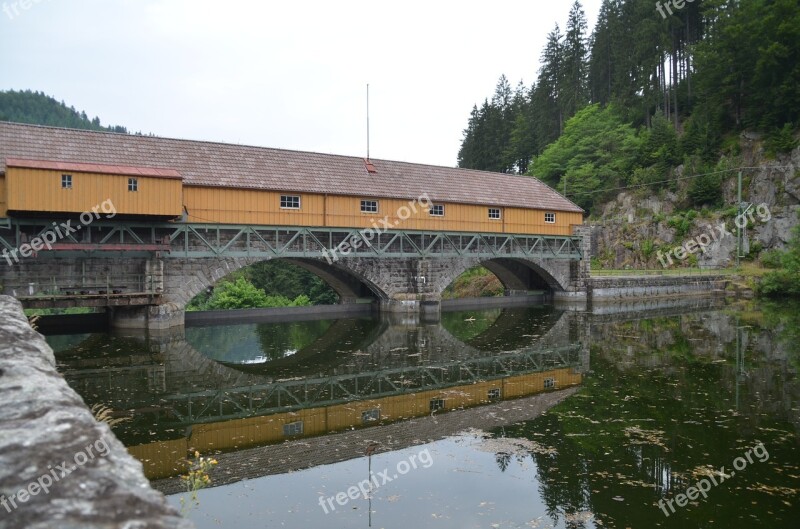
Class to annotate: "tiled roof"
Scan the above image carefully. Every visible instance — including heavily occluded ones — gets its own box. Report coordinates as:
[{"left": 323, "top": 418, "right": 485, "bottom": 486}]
[
  {"left": 5, "top": 158, "right": 182, "bottom": 179},
  {"left": 0, "top": 121, "right": 583, "bottom": 213}
]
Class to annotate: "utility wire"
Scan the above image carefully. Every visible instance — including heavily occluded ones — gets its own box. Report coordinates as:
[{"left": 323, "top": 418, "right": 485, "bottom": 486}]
[{"left": 560, "top": 165, "right": 796, "bottom": 199}]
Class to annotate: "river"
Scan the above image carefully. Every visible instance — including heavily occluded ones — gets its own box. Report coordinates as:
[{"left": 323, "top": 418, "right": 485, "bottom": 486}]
[{"left": 46, "top": 297, "right": 800, "bottom": 528}]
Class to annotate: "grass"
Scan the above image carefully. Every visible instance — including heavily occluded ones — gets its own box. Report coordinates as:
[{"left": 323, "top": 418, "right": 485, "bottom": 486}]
[{"left": 591, "top": 267, "right": 738, "bottom": 277}]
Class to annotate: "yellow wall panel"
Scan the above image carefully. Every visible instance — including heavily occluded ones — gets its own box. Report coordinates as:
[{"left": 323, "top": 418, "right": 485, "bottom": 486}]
[
  {"left": 183, "top": 187, "right": 581, "bottom": 236},
  {"left": 131, "top": 369, "right": 583, "bottom": 480},
  {"left": 128, "top": 438, "right": 189, "bottom": 481},
  {"left": 0, "top": 174, "right": 6, "bottom": 217},
  {"left": 6, "top": 168, "right": 183, "bottom": 217}
]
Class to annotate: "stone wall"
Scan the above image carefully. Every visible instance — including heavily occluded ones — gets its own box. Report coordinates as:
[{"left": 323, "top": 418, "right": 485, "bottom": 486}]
[
  {"left": 588, "top": 274, "right": 728, "bottom": 302},
  {"left": 0, "top": 296, "right": 192, "bottom": 529}
]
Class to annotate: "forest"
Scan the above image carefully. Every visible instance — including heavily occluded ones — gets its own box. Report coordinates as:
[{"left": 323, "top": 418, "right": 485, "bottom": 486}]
[
  {"left": 0, "top": 89, "right": 128, "bottom": 133},
  {"left": 457, "top": 0, "right": 799, "bottom": 213}
]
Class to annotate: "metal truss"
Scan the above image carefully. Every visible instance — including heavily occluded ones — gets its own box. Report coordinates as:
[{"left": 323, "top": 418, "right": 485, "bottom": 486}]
[
  {"left": 164, "top": 343, "right": 582, "bottom": 424},
  {"left": 168, "top": 224, "right": 583, "bottom": 260},
  {"left": 0, "top": 218, "right": 582, "bottom": 261}
]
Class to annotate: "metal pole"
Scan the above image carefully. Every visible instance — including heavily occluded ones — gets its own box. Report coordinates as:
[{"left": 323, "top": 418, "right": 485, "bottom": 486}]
[
  {"left": 736, "top": 170, "right": 742, "bottom": 268},
  {"left": 366, "top": 84, "right": 370, "bottom": 161}
]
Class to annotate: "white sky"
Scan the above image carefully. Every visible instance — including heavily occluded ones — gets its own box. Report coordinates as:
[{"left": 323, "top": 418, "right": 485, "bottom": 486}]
[{"left": 0, "top": 0, "right": 602, "bottom": 167}]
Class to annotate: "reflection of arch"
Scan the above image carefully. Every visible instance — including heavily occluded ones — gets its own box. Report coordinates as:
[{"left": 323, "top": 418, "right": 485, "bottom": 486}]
[
  {"left": 453, "top": 306, "right": 567, "bottom": 351},
  {"left": 211, "top": 317, "right": 388, "bottom": 376}
]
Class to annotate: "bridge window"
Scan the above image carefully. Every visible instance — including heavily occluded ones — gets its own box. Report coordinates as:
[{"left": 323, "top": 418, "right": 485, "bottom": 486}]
[
  {"left": 61, "top": 174, "right": 72, "bottom": 189},
  {"left": 128, "top": 178, "right": 138, "bottom": 192},
  {"left": 429, "top": 398, "right": 445, "bottom": 411},
  {"left": 429, "top": 204, "right": 445, "bottom": 217},
  {"left": 361, "top": 200, "right": 378, "bottom": 213},
  {"left": 283, "top": 421, "right": 304, "bottom": 436},
  {"left": 488, "top": 388, "right": 501, "bottom": 400},
  {"left": 544, "top": 377, "right": 556, "bottom": 389},
  {"left": 545, "top": 212, "right": 556, "bottom": 224},
  {"left": 362, "top": 408, "right": 381, "bottom": 424},
  {"left": 280, "top": 195, "right": 301, "bottom": 209},
  {"left": 488, "top": 208, "right": 501, "bottom": 220}
]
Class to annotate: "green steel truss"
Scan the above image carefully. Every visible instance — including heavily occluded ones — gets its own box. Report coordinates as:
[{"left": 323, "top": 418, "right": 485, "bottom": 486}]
[
  {"left": 160, "top": 343, "right": 582, "bottom": 424},
  {"left": 0, "top": 218, "right": 583, "bottom": 260}
]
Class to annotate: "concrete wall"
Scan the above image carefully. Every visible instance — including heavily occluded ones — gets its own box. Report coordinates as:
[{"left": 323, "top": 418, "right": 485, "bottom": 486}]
[
  {"left": 588, "top": 274, "right": 728, "bottom": 302},
  {"left": 0, "top": 296, "right": 192, "bottom": 529}
]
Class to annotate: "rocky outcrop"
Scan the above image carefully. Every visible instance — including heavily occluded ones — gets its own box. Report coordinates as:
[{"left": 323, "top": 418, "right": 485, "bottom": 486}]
[
  {"left": 592, "top": 141, "right": 799, "bottom": 269},
  {"left": 0, "top": 296, "right": 193, "bottom": 529}
]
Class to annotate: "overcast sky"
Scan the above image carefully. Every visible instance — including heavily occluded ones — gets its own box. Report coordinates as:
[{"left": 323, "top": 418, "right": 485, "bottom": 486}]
[{"left": 1, "top": 0, "right": 602, "bottom": 167}]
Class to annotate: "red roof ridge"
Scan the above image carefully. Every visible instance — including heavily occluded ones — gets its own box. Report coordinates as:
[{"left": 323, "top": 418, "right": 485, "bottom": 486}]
[{"left": 5, "top": 157, "right": 182, "bottom": 179}]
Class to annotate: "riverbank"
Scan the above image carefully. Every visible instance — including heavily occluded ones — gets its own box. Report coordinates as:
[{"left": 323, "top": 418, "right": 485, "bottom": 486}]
[{"left": 0, "top": 296, "right": 192, "bottom": 529}]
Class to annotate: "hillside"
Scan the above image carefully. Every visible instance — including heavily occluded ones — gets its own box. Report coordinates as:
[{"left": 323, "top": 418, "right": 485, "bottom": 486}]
[
  {"left": 456, "top": 0, "right": 800, "bottom": 293},
  {"left": 0, "top": 90, "right": 128, "bottom": 133},
  {"left": 457, "top": 0, "right": 799, "bottom": 213}
]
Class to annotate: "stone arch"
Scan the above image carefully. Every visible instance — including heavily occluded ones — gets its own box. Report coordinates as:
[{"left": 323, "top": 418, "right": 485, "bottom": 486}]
[
  {"left": 432, "top": 257, "right": 572, "bottom": 297},
  {"left": 162, "top": 256, "right": 389, "bottom": 311}
]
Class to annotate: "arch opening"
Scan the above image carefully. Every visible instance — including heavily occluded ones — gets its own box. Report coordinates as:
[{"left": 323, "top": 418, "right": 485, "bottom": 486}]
[
  {"left": 185, "top": 257, "right": 384, "bottom": 312},
  {"left": 441, "top": 258, "right": 565, "bottom": 301}
]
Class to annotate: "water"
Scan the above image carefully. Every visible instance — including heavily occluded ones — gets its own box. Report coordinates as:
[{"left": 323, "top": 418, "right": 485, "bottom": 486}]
[{"left": 48, "top": 298, "right": 800, "bottom": 528}]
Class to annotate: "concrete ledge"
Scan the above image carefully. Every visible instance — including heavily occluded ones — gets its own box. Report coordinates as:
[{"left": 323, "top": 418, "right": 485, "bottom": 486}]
[
  {"left": 185, "top": 302, "right": 374, "bottom": 326},
  {"left": 0, "top": 296, "right": 192, "bottom": 529},
  {"left": 442, "top": 294, "right": 546, "bottom": 311},
  {"left": 588, "top": 275, "right": 728, "bottom": 302}
]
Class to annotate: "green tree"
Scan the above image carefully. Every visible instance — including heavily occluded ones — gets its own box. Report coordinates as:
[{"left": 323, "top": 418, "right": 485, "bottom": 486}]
[
  {"left": 0, "top": 89, "right": 128, "bottom": 133},
  {"left": 529, "top": 104, "right": 640, "bottom": 210}
]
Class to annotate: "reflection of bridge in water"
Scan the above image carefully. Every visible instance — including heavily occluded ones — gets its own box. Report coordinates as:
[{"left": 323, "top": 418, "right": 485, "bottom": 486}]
[
  {"left": 54, "top": 297, "right": 728, "bottom": 482},
  {"left": 165, "top": 343, "right": 582, "bottom": 424},
  {"left": 59, "top": 306, "right": 586, "bottom": 425}
]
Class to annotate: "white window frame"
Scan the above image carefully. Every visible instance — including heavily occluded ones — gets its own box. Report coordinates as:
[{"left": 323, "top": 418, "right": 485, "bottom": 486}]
[
  {"left": 488, "top": 208, "right": 501, "bottom": 220},
  {"left": 360, "top": 199, "right": 379, "bottom": 213},
  {"left": 361, "top": 408, "right": 381, "bottom": 424},
  {"left": 61, "top": 174, "right": 72, "bottom": 189},
  {"left": 280, "top": 195, "right": 301, "bottom": 209},
  {"left": 544, "top": 377, "right": 556, "bottom": 389},
  {"left": 429, "top": 204, "right": 445, "bottom": 217},
  {"left": 128, "top": 177, "right": 138, "bottom": 192},
  {"left": 544, "top": 212, "right": 556, "bottom": 224},
  {"left": 488, "top": 388, "right": 501, "bottom": 400},
  {"left": 429, "top": 398, "right": 445, "bottom": 411},
  {"left": 283, "top": 421, "right": 304, "bottom": 436}
]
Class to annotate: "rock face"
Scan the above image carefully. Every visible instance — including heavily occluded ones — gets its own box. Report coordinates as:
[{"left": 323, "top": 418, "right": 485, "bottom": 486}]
[
  {"left": 0, "top": 296, "right": 193, "bottom": 529},
  {"left": 592, "top": 142, "right": 799, "bottom": 269}
]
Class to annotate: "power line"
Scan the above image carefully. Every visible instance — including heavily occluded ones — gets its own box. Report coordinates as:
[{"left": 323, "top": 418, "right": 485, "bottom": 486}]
[{"left": 561, "top": 165, "right": 796, "bottom": 199}]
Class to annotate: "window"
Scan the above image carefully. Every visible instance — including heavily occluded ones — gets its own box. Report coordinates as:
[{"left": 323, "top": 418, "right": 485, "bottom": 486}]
[
  {"left": 429, "top": 398, "right": 445, "bottom": 412},
  {"left": 283, "top": 421, "right": 304, "bottom": 436},
  {"left": 128, "top": 178, "right": 138, "bottom": 192},
  {"left": 488, "top": 208, "right": 501, "bottom": 220},
  {"left": 61, "top": 174, "right": 72, "bottom": 189},
  {"left": 544, "top": 377, "right": 556, "bottom": 389},
  {"left": 280, "top": 195, "right": 301, "bottom": 209},
  {"left": 362, "top": 408, "right": 381, "bottom": 424},
  {"left": 429, "top": 204, "right": 445, "bottom": 217},
  {"left": 488, "top": 388, "right": 501, "bottom": 400},
  {"left": 545, "top": 212, "right": 556, "bottom": 224},
  {"left": 361, "top": 200, "right": 378, "bottom": 213}
]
